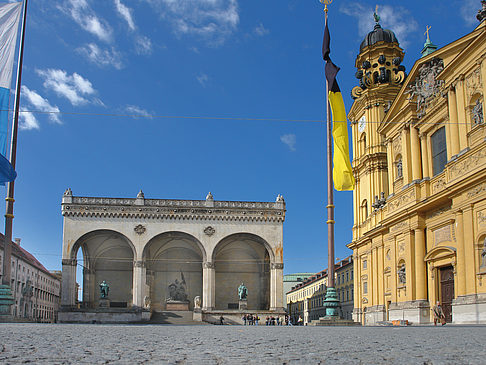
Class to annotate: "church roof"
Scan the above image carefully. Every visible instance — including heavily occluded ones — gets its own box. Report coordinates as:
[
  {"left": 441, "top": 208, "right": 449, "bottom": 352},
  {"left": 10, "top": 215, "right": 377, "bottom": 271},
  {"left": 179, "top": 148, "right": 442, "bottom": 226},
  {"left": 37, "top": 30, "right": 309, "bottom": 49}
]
[{"left": 360, "top": 23, "right": 399, "bottom": 52}]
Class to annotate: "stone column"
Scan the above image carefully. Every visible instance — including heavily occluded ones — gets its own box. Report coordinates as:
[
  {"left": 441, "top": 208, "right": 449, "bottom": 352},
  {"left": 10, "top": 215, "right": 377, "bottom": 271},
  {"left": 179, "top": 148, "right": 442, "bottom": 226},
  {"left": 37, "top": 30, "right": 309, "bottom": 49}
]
[
  {"left": 410, "top": 127, "right": 422, "bottom": 181},
  {"left": 132, "top": 260, "right": 145, "bottom": 308},
  {"left": 386, "top": 139, "right": 394, "bottom": 194},
  {"left": 455, "top": 210, "right": 466, "bottom": 297},
  {"left": 447, "top": 86, "right": 460, "bottom": 157},
  {"left": 463, "top": 207, "right": 476, "bottom": 295},
  {"left": 455, "top": 78, "right": 468, "bottom": 151},
  {"left": 82, "top": 267, "right": 95, "bottom": 307},
  {"left": 414, "top": 228, "right": 427, "bottom": 301},
  {"left": 401, "top": 126, "right": 410, "bottom": 184},
  {"left": 61, "top": 259, "right": 77, "bottom": 308},
  {"left": 270, "top": 263, "right": 284, "bottom": 310},
  {"left": 202, "top": 262, "right": 215, "bottom": 310},
  {"left": 419, "top": 133, "right": 430, "bottom": 179}
]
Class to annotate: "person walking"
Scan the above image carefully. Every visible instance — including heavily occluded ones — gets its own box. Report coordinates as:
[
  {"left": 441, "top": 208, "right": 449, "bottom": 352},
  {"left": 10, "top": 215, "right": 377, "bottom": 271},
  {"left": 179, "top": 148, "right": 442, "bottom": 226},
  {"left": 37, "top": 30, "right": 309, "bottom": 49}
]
[
  {"left": 432, "top": 301, "right": 446, "bottom": 326},
  {"left": 242, "top": 314, "right": 247, "bottom": 325},
  {"left": 219, "top": 315, "right": 224, "bottom": 325}
]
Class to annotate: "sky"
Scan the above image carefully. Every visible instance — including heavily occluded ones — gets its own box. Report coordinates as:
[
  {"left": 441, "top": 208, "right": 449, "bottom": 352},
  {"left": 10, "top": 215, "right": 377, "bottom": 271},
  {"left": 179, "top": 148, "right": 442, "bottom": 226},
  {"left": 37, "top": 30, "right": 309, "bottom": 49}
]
[{"left": 1, "top": 0, "right": 483, "bottom": 276}]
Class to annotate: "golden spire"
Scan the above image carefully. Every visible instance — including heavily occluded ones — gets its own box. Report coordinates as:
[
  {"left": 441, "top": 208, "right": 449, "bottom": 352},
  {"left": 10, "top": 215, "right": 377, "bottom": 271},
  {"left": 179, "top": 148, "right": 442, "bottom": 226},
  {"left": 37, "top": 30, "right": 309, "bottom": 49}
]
[
  {"left": 424, "top": 25, "right": 431, "bottom": 41},
  {"left": 320, "top": 0, "right": 333, "bottom": 13}
]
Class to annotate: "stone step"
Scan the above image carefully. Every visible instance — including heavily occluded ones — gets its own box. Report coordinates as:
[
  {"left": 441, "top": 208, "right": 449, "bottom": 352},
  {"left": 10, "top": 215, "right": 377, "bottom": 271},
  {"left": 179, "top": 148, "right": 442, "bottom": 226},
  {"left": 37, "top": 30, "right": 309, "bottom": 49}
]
[{"left": 150, "top": 311, "right": 207, "bottom": 325}]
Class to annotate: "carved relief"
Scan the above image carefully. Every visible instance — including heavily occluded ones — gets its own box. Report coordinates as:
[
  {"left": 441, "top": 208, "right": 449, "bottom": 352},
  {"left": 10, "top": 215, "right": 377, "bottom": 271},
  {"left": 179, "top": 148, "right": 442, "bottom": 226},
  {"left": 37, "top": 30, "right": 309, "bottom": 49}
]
[
  {"left": 385, "top": 249, "right": 391, "bottom": 261},
  {"left": 203, "top": 226, "right": 216, "bottom": 236},
  {"left": 390, "top": 221, "right": 408, "bottom": 233},
  {"left": 387, "top": 189, "right": 416, "bottom": 213},
  {"left": 450, "top": 148, "right": 486, "bottom": 180},
  {"left": 398, "top": 263, "right": 406, "bottom": 285},
  {"left": 478, "top": 210, "right": 486, "bottom": 227},
  {"left": 467, "top": 182, "right": 486, "bottom": 198},
  {"left": 427, "top": 205, "right": 451, "bottom": 219},
  {"left": 271, "top": 263, "right": 284, "bottom": 270},
  {"left": 466, "top": 68, "right": 482, "bottom": 98},
  {"left": 398, "top": 240, "right": 405, "bottom": 254},
  {"left": 434, "top": 225, "right": 452, "bottom": 246},
  {"left": 431, "top": 178, "right": 447, "bottom": 194},
  {"left": 203, "top": 262, "right": 215, "bottom": 269},
  {"left": 392, "top": 135, "right": 402, "bottom": 156},
  {"left": 407, "top": 58, "right": 445, "bottom": 119},
  {"left": 134, "top": 224, "right": 146, "bottom": 235},
  {"left": 472, "top": 99, "right": 484, "bottom": 126}
]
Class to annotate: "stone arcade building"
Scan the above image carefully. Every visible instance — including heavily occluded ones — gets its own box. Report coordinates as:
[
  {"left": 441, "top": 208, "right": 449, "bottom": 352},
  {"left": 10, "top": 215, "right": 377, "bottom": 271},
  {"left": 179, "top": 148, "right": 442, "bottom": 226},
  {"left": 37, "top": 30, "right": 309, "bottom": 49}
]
[{"left": 59, "top": 190, "right": 285, "bottom": 323}]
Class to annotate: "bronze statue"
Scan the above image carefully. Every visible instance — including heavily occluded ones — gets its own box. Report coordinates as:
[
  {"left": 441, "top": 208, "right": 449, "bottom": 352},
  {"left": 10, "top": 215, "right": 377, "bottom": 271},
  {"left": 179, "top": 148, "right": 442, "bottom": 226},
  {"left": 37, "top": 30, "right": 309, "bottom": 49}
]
[
  {"left": 99, "top": 280, "right": 109, "bottom": 298},
  {"left": 238, "top": 283, "right": 248, "bottom": 300}
]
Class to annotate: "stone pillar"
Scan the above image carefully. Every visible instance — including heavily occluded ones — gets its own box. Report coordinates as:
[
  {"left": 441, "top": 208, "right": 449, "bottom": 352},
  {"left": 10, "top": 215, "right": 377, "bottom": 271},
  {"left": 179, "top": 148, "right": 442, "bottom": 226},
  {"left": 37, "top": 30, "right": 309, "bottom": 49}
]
[
  {"left": 61, "top": 259, "right": 77, "bottom": 308},
  {"left": 455, "top": 78, "right": 468, "bottom": 151},
  {"left": 401, "top": 126, "right": 410, "bottom": 184},
  {"left": 410, "top": 127, "right": 422, "bottom": 181},
  {"left": 270, "top": 263, "right": 284, "bottom": 310},
  {"left": 386, "top": 139, "right": 394, "bottom": 194},
  {"left": 202, "top": 262, "right": 215, "bottom": 310},
  {"left": 455, "top": 210, "right": 466, "bottom": 297},
  {"left": 447, "top": 87, "right": 460, "bottom": 157},
  {"left": 132, "top": 260, "right": 145, "bottom": 308},
  {"left": 463, "top": 207, "right": 476, "bottom": 295},
  {"left": 82, "top": 267, "right": 95, "bottom": 306},
  {"left": 419, "top": 133, "right": 430, "bottom": 179},
  {"left": 414, "top": 228, "right": 427, "bottom": 301}
]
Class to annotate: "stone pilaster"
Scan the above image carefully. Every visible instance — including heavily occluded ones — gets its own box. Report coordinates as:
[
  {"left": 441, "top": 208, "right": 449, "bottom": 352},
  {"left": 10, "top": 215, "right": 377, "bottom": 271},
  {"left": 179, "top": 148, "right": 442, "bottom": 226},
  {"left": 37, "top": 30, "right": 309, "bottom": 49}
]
[
  {"left": 132, "top": 260, "right": 145, "bottom": 308},
  {"left": 447, "top": 86, "right": 460, "bottom": 157},
  {"left": 414, "top": 227, "right": 427, "bottom": 301},
  {"left": 270, "top": 263, "right": 284, "bottom": 310},
  {"left": 202, "top": 262, "right": 215, "bottom": 310},
  {"left": 410, "top": 127, "right": 422, "bottom": 181},
  {"left": 61, "top": 259, "right": 77, "bottom": 308}
]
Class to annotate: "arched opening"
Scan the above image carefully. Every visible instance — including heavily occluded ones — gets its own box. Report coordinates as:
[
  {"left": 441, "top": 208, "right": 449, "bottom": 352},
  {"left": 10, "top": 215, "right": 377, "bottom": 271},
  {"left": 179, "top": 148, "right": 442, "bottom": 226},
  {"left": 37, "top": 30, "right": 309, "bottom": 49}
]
[
  {"left": 359, "top": 133, "right": 367, "bottom": 156},
  {"left": 395, "top": 154, "right": 403, "bottom": 180},
  {"left": 71, "top": 230, "right": 135, "bottom": 309},
  {"left": 143, "top": 232, "right": 205, "bottom": 311},
  {"left": 469, "top": 93, "right": 484, "bottom": 126},
  {"left": 213, "top": 233, "right": 272, "bottom": 310},
  {"left": 361, "top": 199, "right": 368, "bottom": 222}
]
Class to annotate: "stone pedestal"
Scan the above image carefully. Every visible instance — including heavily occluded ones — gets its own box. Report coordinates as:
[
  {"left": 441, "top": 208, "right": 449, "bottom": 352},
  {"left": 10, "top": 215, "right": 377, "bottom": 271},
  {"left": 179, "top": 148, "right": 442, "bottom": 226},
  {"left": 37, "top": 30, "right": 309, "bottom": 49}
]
[
  {"left": 0, "top": 285, "right": 14, "bottom": 321},
  {"left": 239, "top": 300, "right": 248, "bottom": 311},
  {"left": 99, "top": 298, "right": 110, "bottom": 308},
  {"left": 166, "top": 300, "right": 190, "bottom": 311}
]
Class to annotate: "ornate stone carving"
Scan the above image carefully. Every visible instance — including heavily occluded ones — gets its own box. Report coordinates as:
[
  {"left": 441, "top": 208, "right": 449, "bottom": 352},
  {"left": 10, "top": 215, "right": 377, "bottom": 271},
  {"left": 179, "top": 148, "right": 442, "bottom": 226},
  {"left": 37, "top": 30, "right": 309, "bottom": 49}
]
[
  {"left": 204, "top": 226, "right": 215, "bottom": 236},
  {"left": 206, "top": 192, "right": 214, "bottom": 201},
  {"left": 390, "top": 221, "right": 408, "bottom": 233},
  {"left": 392, "top": 135, "right": 402, "bottom": 156},
  {"left": 372, "top": 192, "right": 387, "bottom": 211},
  {"left": 450, "top": 148, "right": 486, "bottom": 180},
  {"left": 427, "top": 205, "right": 451, "bottom": 219},
  {"left": 134, "top": 224, "right": 146, "bottom": 235},
  {"left": 434, "top": 225, "right": 452, "bottom": 246},
  {"left": 387, "top": 188, "right": 416, "bottom": 213},
  {"left": 478, "top": 0, "right": 486, "bottom": 23},
  {"left": 466, "top": 68, "right": 482, "bottom": 98},
  {"left": 64, "top": 188, "right": 73, "bottom": 196},
  {"left": 396, "top": 159, "right": 403, "bottom": 179},
  {"left": 431, "top": 178, "right": 447, "bottom": 194},
  {"left": 478, "top": 211, "right": 486, "bottom": 227},
  {"left": 472, "top": 99, "right": 484, "bottom": 125},
  {"left": 271, "top": 263, "right": 284, "bottom": 270},
  {"left": 467, "top": 182, "right": 486, "bottom": 198},
  {"left": 398, "top": 264, "right": 406, "bottom": 285},
  {"left": 480, "top": 238, "right": 486, "bottom": 268},
  {"left": 407, "top": 57, "right": 445, "bottom": 119},
  {"left": 203, "top": 262, "right": 215, "bottom": 269},
  {"left": 137, "top": 190, "right": 144, "bottom": 199},
  {"left": 133, "top": 260, "right": 145, "bottom": 268}
]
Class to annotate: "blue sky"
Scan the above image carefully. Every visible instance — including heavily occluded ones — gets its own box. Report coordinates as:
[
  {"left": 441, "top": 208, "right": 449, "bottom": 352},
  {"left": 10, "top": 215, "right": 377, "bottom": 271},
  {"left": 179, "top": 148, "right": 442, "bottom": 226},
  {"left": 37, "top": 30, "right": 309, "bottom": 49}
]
[{"left": 2, "top": 0, "right": 482, "bottom": 275}]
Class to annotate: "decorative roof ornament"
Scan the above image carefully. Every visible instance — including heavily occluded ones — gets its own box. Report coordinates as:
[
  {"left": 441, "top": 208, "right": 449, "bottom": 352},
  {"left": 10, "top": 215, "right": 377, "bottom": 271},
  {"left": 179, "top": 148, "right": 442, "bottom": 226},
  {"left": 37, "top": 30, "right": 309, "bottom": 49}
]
[
  {"left": 206, "top": 192, "right": 214, "bottom": 201},
  {"left": 64, "top": 188, "right": 73, "bottom": 196},
  {"left": 477, "top": 0, "right": 486, "bottom": 22},
  {"left": 137, "top": 190, "right": 144, "bottom": 199},
  {"left": 373, "top": 5, "right": 380, "bottom": 24},
  {"left": 421, "top": 25, "right": 437, "bottom": 58},
  {"left": 276, "top": 194, "right": 285, "bottom": 203}
]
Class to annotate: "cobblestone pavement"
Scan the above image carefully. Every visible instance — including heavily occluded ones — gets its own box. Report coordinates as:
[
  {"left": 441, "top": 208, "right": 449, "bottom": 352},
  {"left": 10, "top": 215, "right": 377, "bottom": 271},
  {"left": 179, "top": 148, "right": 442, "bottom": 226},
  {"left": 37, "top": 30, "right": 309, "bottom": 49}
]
[{"left": 1, "top": 324, "right": 485, "bottom": 364}]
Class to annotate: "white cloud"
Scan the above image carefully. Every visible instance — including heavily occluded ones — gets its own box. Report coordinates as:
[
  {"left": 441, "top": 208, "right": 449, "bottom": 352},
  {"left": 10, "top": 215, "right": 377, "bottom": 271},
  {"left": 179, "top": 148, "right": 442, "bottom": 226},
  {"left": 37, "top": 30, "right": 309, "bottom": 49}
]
[
  {"left": 19, "top": 111, "right": 40, "bottom": 131},
  {"left": 135, "top": 36, "right": 153, "bottom": 55},
  {"left": 77, "top": 43, "right": 124, "bottom": 69},
  {"left": 21, "top": 86, "right": 61, "bottom": 125},
  {"left": 280, "top": 134, "right": 296, "bottom": 152},
  {"left": 113, "top": 0, "right": 135, "bottom": 31},
  {"left": 461, "top": 0, "right": 479, "bottom": 26},
  {"left": 125, "top": 105, "right": 152, "bottom": 119},
  {"left": 196, "top": 73, "right": 209, "bottom": 87},
  {"left": 60, "top": 0, "right": 113, "bottom": 43},
  {"left": 340, "top": 3, "right": 418, "bottom": 48},
  {"left": 36, "top": 69, "right": 97, "bottom": 106},
  {"left": 145, "top": 0, "right": 239, "bottom": 45},
  {"left": 254, "top": 23, "right": 269, "bottom": 36}
]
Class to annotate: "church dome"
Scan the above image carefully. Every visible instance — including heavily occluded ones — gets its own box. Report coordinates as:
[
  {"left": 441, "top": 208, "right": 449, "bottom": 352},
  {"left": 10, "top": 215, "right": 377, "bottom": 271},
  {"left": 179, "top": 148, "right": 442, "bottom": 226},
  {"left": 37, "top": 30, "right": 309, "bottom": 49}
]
[{"left": 360, "top": 23, "right": 399, "bottom": 52}]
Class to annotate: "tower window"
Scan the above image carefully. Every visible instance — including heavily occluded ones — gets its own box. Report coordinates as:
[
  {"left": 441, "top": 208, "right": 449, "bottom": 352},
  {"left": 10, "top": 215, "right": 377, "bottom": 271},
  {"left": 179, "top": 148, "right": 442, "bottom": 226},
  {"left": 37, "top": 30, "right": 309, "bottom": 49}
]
[{"left": 431, "top": 127, "right": 447, "bottom": 175}]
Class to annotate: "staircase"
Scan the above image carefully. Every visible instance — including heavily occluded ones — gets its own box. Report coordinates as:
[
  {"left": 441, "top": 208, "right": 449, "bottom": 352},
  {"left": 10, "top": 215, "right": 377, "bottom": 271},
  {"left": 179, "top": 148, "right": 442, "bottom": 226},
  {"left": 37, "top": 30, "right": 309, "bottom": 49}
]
[{"left": 150, "top": 311, "right": 208, "bottom": 325}]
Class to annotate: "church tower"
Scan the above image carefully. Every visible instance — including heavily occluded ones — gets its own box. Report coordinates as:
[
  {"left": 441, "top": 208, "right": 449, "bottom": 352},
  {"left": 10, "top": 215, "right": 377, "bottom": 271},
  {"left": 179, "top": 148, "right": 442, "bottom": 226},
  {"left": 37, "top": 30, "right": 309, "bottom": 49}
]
[{"left": 347, "top": 12, "right": 406, "bottom": 241}]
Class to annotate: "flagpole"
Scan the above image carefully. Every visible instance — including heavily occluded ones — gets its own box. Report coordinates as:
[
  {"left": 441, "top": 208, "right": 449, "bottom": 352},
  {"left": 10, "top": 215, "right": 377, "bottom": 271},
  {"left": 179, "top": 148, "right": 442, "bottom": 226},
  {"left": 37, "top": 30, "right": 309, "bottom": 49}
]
[
  {"left": 2, "top": 0, "right": 28, "bottom": 289},
  {"left": 320, "top": 0, "right": 339, "bottom": 318}
]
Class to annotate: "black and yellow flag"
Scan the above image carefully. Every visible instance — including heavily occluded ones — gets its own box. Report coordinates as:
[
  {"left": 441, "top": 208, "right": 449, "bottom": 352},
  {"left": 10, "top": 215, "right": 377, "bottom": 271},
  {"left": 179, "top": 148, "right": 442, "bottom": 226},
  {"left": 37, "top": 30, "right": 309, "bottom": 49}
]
[{"left": 322, "top": 22, "right": 355, "bottom": 191}]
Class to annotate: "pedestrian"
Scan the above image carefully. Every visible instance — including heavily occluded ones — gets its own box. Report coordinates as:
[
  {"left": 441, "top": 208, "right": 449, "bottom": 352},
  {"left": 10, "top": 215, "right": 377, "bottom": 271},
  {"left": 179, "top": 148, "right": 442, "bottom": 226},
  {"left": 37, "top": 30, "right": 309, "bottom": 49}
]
[
  {"left": 276, "top": 317, "right": 280, "bottom": 326},
  {"left": 255, "top": 315, "right": 259, "bottom": 326},
  {"left": 432, "top": 301, "right": 446, "bottom": 326},
  {"left": 266, "top": 316, "right": 269, "bottom": 326},
  {"left": 298, "top": 315, "right": 303, "bottom": 326},
  {"left": 242, "top": 314, "right": 247, "bottom": 325},
  {"left": 220, "top": 315, "right": 224, "bottom": 325}
]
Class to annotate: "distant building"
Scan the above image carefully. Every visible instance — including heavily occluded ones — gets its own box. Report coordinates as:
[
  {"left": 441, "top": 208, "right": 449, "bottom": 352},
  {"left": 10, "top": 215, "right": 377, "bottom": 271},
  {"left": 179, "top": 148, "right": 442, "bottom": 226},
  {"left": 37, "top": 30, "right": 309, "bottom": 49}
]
[
  {"left": 286, "top": 256, "right": 354, "bottom": 325},
  {"left": 0, "top": 236, "right": 61, "bottom": 322},
  {"left": 283, "top": 273, "right": 314, "bottom": 307}
]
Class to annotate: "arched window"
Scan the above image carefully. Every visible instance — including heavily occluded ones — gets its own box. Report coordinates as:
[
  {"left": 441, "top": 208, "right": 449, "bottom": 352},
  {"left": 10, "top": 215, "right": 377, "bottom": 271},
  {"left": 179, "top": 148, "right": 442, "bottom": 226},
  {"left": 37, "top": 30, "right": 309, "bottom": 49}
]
[{"left": 431, "top": 127, "right": 447, "bottom": 175}]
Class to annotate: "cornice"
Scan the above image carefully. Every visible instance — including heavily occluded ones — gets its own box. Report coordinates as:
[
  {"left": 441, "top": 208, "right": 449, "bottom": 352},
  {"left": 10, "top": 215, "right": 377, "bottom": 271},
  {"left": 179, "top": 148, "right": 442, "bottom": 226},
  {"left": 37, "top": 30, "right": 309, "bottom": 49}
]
[{"left": 62, "top": 196, "right": 286, "bottom": 222}]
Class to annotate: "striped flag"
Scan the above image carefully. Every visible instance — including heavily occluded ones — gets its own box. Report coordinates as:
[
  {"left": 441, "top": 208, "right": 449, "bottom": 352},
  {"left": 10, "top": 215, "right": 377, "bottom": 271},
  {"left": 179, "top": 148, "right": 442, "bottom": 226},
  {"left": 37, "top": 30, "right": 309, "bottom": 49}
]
[
  {"left": 322, "top": 22, "right": 354, "bottom": 191},
  {"left": 0, "top": 1, "right": 22, "bottom": 184}
]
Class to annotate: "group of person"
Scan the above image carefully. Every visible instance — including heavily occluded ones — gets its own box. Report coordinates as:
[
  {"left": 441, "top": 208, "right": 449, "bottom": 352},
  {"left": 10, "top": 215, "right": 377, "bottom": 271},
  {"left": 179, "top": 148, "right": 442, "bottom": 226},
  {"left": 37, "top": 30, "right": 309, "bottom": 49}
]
[
  {"left": 242, "top": 314, "right": 259, "bottom": 325},
  {"left": 432, "top": 301, "right": 446, "bottom": 326}
]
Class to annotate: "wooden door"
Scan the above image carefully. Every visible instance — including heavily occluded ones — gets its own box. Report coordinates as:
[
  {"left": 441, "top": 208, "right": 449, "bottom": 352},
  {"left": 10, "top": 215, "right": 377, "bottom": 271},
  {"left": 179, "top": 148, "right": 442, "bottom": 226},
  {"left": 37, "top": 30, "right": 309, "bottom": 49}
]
[{"left": 440, "top": 266, "right": 454, "bottom": 323}]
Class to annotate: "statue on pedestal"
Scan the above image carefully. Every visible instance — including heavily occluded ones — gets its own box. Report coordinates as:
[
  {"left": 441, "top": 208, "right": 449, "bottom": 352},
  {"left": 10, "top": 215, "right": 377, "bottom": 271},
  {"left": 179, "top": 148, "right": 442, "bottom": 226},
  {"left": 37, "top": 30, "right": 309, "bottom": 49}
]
[
  {"left": 167, "top": 272, "right": 188, "bottom": 302},
  {"left": 99, "top": 280, "right": 110, "bottom": 298},
  {"left": 238, "top": 283, "right": 248, "bottom": 300}
]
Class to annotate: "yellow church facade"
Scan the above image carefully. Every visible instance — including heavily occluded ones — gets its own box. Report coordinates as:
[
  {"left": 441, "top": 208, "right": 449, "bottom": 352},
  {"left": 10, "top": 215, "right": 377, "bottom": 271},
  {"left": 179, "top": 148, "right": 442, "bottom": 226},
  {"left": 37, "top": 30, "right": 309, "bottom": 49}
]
[{"left": 347, "top": 8, "right": 486, "bottom": 325}]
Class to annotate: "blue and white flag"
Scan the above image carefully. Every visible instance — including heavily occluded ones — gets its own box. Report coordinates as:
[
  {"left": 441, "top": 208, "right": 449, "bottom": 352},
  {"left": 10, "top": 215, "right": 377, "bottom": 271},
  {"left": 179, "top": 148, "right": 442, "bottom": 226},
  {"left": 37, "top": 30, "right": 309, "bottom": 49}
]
[{"left": 0, "top": 1, "right": 22, "bottom": 184}]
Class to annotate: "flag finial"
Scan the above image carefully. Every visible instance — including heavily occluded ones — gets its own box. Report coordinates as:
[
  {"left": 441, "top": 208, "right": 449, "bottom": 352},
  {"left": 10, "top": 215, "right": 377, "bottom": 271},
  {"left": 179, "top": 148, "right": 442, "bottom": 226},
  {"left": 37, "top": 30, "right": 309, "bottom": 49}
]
[{"left": 320, "top": 0, "right": 333, "bottom": 13}]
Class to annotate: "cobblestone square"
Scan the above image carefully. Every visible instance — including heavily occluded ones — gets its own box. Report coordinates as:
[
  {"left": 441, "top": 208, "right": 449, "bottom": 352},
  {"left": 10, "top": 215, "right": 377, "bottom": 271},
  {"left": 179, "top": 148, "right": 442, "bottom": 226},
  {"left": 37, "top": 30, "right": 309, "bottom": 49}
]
[{"left": 0, "top": 324, "right": 485, "bottom": 364}]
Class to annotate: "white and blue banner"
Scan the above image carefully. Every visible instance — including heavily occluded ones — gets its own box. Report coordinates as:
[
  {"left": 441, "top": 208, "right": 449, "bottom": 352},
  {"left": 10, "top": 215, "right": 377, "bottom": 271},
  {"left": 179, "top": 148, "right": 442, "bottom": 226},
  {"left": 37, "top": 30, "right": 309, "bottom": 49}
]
[{"left": 0, "top": 1, "right": 21, "bottom": 184}]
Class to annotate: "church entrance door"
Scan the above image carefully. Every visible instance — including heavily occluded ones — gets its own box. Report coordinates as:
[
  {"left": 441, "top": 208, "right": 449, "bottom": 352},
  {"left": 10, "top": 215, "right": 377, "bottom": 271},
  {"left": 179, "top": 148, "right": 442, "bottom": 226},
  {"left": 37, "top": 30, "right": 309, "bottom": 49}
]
[{"left": 439, "top": 266, "right": 454, "bottom": 323}]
